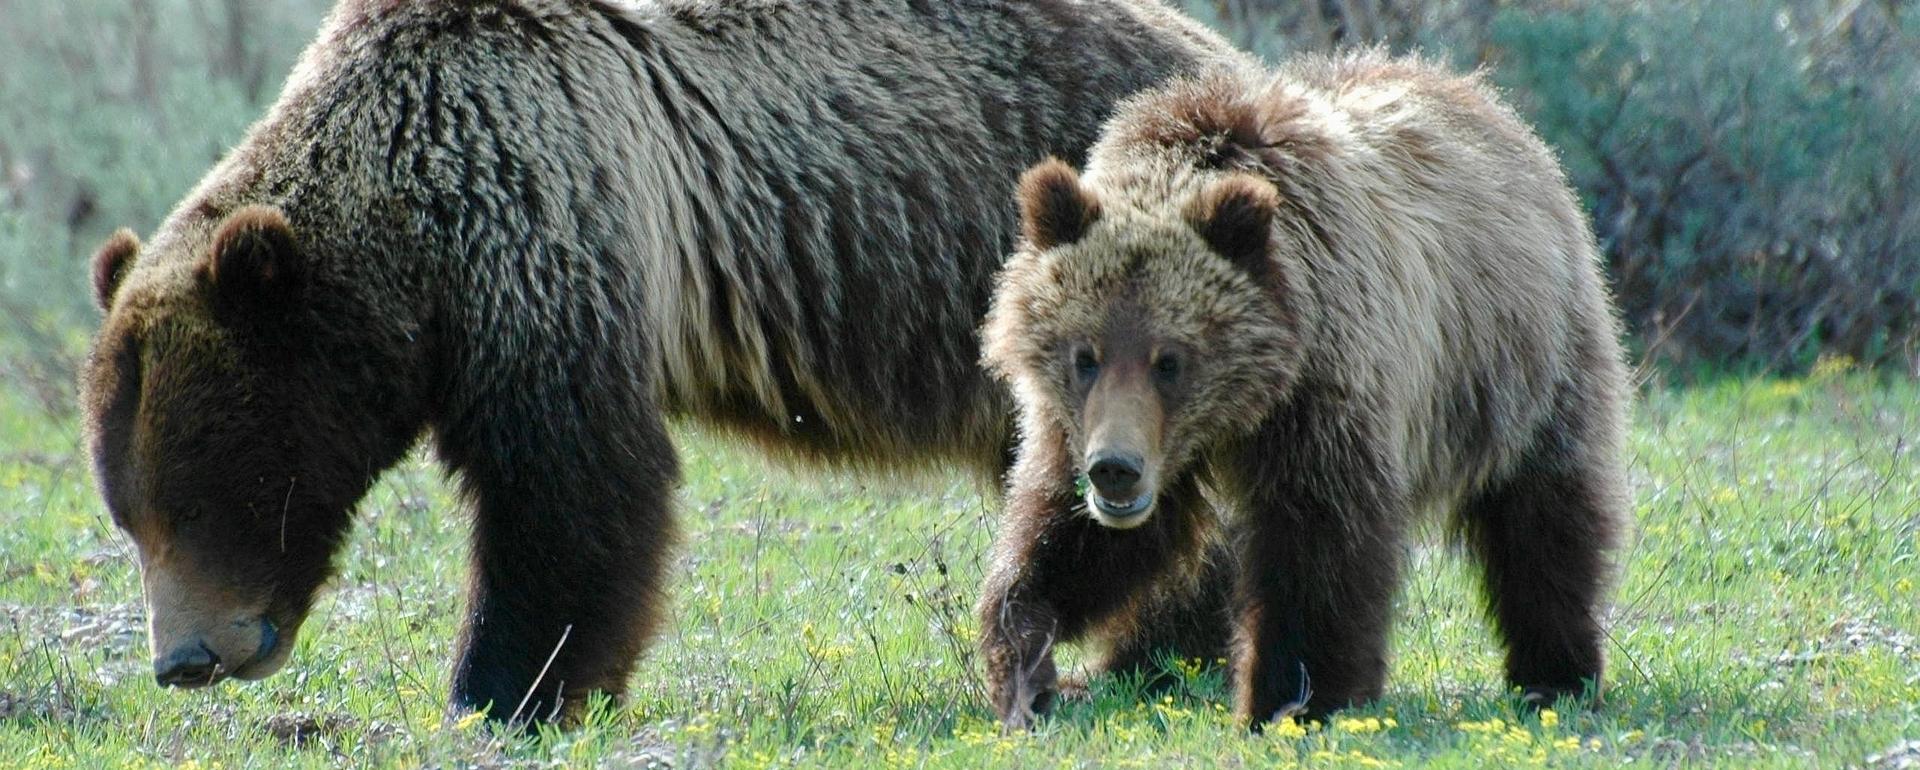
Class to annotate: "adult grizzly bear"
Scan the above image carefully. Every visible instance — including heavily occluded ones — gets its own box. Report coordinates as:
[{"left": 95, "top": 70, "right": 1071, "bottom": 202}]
[
  {"left": 977, "top": 53, "right": 1630, "bottom": 730},
  {"left": 80, "top": 0, "right": 1246, "bottom": 721}
]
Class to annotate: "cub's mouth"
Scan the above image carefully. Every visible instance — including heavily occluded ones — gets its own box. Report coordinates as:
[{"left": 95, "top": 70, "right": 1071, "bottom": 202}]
[{"left": 1087, "top": 491, "right": 1155, "bottom": 528}]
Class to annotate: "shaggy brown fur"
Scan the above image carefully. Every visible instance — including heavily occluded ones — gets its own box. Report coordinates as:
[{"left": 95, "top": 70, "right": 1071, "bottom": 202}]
[
  {"left": 978, "top": 53, "right": 1630, "bottom": 729},
  {"left": 79, "top": 0, "right": 1249, "bottom": 722}
]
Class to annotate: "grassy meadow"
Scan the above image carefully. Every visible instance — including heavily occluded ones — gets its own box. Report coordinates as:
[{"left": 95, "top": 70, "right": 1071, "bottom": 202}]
[
  {"left": 2, "top": 0, "right": 1917, "bottom": 767},
  {"left": 1, "top": 367, "right": 1917, "bottom": 768}
]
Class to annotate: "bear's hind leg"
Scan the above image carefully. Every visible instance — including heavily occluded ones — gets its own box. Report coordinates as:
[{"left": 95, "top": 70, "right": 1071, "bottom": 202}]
[{"left": 1459, "top": 390, "right": 1626, "bottom": 706}]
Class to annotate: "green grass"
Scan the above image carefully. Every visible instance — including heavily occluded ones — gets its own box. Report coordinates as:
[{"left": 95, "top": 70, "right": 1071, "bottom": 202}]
[{"left": 2, "top": 369, "right": 1917, "bottom": 768}]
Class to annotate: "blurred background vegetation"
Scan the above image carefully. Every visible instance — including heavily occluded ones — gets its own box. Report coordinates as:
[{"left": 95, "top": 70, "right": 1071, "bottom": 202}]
[
  {"left": 2, "top": 0, "right": 1915, "bottom": 416},
  {"left": 1182, "top": 0, "right": 1920, "bottom": 382}
]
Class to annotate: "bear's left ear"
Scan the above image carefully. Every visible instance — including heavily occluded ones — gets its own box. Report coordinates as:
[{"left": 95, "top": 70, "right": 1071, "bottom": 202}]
[
  {"left": 202, "top": 205, "right": 304, "bottom": 323},
  {"left": 91, "top": 228, "right": 141, "bottom": 311},
  {"left": 1185, "top": 175, "right": 1280, "bottom": 275}
]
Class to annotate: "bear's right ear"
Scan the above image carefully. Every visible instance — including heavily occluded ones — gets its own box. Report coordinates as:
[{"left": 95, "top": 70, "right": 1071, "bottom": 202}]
[
  {"left": 91, "top": 228, "right": 141, "bottom": 310},
  {"left": 1185, "top": 175, "right": 1280, "bottom": 275},
  {"left": 202, "top": 205, "right": 304, "bottom": 323},
  {"left": 1017, "top": 158, "right": 1101, "bottom": 250}
]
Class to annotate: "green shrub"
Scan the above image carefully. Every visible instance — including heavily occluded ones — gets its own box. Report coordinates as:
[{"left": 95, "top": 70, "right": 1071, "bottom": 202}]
[{"left": 1487, "top": 1, "right": 1920, "bottom": 377}]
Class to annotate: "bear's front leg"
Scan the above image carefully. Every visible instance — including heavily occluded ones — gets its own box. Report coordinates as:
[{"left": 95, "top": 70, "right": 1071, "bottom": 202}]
[
  {"left": 978, "top": 435, "right": 1209, "bottom": 730},
  {"left": 979, "top": 592, "right": 1063, "bottom": 731},
  {"left": 437, "top": 376, "right": 680, "bottom": 724}
]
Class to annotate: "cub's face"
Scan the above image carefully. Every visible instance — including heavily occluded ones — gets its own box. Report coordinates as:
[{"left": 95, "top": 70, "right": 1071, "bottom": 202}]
[
  {"left": 983, "top": 159, "right": 1302, "bottom": 528},
  {"left": 82, "top": 207, "right": 398, "bottom": 688}
]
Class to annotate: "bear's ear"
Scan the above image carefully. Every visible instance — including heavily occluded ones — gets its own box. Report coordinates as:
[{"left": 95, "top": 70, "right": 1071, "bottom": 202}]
[
  {"left": 91, "top": 228, "right": 141, "bottom": 310},
  {"left": 1185, "top": 175, "right": 1280, "bottom": 274},
  {"left": 1017, "top": 157, "right": 1101, "bottom": 250},
  {"left": 203, "top": 205, "right": 304, "bottom": 322}
]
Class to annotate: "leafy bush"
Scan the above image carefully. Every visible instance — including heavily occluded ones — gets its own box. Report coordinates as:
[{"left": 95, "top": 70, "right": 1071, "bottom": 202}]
[
  {"left": 0, "top": 211, "right": 84, "bottom": 415},
  {"left": 1488, "top": 1, "right": 1920, "bottom": 377}
]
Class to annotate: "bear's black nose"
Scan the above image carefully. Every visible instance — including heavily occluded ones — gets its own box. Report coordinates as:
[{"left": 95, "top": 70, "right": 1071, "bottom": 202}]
[
  {"left": 1087, "top": 452, "right": 1144, "bottom": 499},
  {"left": 154, "top": 642, "right": 221, "bottom": 687}
]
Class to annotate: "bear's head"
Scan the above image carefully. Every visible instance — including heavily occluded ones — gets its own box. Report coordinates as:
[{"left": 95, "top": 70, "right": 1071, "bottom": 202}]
[
  {"left": 81, "top": 205, "right": 420, "bottom": 688},
  {"left": 983, "top": 159, "right": 1306, "bottom": 528}
]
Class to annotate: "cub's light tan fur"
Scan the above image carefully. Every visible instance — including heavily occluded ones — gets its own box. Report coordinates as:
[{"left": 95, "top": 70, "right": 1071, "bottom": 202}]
[
  {"left": 979, "top": 52, "right": 1629, "bottom": 727},
  {"left": 991, "top": 56, "right": 1621, "bottom": 502}
]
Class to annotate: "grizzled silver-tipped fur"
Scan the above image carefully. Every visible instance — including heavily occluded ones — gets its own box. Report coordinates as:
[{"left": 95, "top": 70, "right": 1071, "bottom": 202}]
[{"left": 82, "top": 0, "right": 1251, "bottom": 722}]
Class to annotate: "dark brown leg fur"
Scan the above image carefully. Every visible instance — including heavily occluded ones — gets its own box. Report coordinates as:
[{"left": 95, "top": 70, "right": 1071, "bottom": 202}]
[
  {"left": 1228, "top": 405, "right": 1409, "bottom": 728},
  {"left": 438, "top": 359, "right": 679, "bottom": 724},
  {"left": 1460, "top": 382, "right": 1624, "bottom": 705},
  {"left": 978, "top": 434, "right": 1211, "bottom": 729}
]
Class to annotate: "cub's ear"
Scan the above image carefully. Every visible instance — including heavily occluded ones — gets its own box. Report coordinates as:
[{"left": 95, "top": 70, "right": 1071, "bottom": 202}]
[
  {"left": 1017, "top": 157, "right": 1101, "bottom": 250},
  {"left": 91, "top": 228, "right": 141, "bottom": 310},
  {"left": 1185, "top": 175, "right": 1280, "bottom": 274},
  {"left": 202, "top": 205, "right": 303, "bottom": 321}
]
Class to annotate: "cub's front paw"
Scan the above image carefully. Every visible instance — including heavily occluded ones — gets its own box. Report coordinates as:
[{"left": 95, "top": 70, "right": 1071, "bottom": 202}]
[{"left": 986, "top": 643, "right": 1060, "bottom": 731}]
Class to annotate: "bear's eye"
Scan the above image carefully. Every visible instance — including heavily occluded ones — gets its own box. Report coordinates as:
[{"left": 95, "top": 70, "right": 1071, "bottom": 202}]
[
  {"left": 1071, "top": 347, "right": 1099, "bottom": 384},
  {"left": 1152, "top": 353, "right": 1181, "bottom": 383}
]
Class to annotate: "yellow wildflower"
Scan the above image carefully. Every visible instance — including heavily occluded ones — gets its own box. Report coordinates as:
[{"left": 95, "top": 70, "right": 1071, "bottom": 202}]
[
  {"left": 1811, "top": 355, "right": 1855, "bottom": 380},
  {"left": 1334, "top": 716, "right": 1386, "bottom": 734}
]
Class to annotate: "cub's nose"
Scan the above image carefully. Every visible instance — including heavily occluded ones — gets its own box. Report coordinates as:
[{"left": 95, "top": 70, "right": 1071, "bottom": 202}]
[
  {"left": 1087, "top": 452, "right": 1145, "bottom": 499},
  {"left": 154, "top": 642, "right": 221, "bottom": 688}
]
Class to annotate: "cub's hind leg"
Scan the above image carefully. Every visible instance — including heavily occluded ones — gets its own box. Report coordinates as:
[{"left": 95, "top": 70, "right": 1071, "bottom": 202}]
[{"left": 1458, "top": 377, "right": 1628, "bottom": 705}]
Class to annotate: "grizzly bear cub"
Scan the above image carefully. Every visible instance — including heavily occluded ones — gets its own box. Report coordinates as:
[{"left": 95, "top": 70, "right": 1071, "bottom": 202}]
[{"left": 977, "top": 53, "right": 1630, "bottom": 729}]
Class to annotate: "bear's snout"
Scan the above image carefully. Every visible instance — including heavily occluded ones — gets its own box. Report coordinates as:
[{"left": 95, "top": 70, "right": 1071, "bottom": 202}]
[
  {"left": 1080, "top": 357, "right": 1165, "bottom": 529},
  {"left": 1084, "top": 449, "right": 1156, "bottom": 528},
  {"left": 1088, "top": 451, "right": 1145, "bottom": 500},
  {"left": 153, "top": 641, "right": 221, "bottom": 688},
  {"left": 150, "top": 615, "right": 281, "bottom": 688},
  {"left": 141, "top": 557, "right": 288, "bottom": 689}
]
